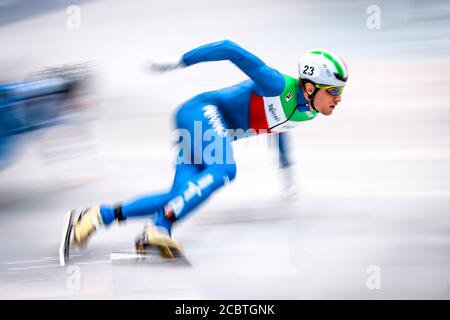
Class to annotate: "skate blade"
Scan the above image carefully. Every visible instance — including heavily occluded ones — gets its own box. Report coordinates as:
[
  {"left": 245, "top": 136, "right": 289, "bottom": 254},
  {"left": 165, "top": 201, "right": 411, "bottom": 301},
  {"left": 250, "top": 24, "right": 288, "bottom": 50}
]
[
  {"left": 135, "top": 241, "right": 181, "bottom": 260},
  {"left": 110, "top": 249, "right": 191, "bottom": 267},
  {"left": 59, "top": 209, "right": 75, "bottom": 266}
]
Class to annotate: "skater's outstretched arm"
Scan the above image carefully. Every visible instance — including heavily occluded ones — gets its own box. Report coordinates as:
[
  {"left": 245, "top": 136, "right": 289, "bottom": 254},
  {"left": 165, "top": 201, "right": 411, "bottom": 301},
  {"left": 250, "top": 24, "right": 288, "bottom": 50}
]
[
  {"left": 182, "top": 40, "right": 284, "bottom": 96},
  {"left": 147, "top": 40, "right": 285, "bottom": 97}
]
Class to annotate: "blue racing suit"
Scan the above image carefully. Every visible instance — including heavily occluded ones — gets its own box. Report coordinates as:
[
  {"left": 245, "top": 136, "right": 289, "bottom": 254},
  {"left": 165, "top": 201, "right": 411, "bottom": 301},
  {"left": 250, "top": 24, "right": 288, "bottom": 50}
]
[{"left": 100, "top": 40, "right": 317, "bottom": 234}]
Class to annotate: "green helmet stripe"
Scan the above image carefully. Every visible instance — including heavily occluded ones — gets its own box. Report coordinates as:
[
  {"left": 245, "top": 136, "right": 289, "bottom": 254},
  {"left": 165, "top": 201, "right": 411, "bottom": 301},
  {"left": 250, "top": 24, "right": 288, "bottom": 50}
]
[{"left": 310, "top": 50, "right": 346, "bottom": 79}]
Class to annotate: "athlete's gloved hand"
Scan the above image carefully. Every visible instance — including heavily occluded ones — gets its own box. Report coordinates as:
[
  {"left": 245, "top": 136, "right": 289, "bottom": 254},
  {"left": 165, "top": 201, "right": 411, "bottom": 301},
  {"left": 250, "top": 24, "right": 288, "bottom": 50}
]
[{"left": 141, "top": 55, "right": 185, "bottom": 73}]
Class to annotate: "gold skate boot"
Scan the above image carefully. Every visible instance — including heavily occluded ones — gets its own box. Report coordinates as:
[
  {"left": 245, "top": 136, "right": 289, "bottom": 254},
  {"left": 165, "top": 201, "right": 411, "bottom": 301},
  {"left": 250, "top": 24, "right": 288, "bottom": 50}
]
[
  {"left": 70, "top": 206, "right": 103, "bottom": 248},
  {"left": 135, "top": 222, "right": 183, "bottom": 259}
]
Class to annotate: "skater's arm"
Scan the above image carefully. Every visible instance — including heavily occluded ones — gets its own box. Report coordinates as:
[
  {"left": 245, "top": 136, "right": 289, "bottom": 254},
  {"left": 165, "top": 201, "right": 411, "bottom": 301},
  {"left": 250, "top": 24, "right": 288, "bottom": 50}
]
[
  {"left": 276, "top": 132, "right": 299, "bottom": 198},
  {"left": 277, "top": 132, "right": 291, "bottom": 169},
  {"left": 182, "top": 40, "right": 285, "bottom": 96}
]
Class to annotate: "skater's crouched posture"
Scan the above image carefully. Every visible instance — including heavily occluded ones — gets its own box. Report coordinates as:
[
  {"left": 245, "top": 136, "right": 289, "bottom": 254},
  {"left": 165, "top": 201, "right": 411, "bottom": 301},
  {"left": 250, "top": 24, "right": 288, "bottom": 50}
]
[{"left": 60, "top": 40, "right": 348, "bottom": 265}]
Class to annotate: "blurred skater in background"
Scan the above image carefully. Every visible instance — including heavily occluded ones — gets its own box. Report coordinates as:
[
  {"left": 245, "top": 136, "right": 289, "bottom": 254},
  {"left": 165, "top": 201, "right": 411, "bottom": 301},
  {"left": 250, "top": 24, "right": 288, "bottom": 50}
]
[{"left": 0, "top": 63, "right": 95, "bottom": 169}]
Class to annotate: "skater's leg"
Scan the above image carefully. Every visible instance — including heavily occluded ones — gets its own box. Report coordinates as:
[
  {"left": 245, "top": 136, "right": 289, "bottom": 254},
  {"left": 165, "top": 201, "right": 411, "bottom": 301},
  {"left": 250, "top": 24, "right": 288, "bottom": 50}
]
[
  {"left": 99, "top": 98, "right": 210, "bottom": 226},
  {"left": 144, "top": 151, "right": 236, "bottom": 256},
  {"left": 162, "top": 162, "right": 236, "bottom": 222},
  {"left": 151, "top": 163, "right": 202, "bottom": 234},
  {"left": 69, "top": 100, "right": 236, "bottom": 254},
  {"left": 153, "top": 103, "right": 237, "bottom": 232},
  {"left": 65, "top": 165, "right": 200, "bottom": 251},
  {"left": 99, "top": 163, "right": 201, "bottom": 225},
  {"left": 132, "top": 163, "right": 203, "bottom": 257},
  {"left": 99, "top": 192, "right": 173, "bottom": 225}
]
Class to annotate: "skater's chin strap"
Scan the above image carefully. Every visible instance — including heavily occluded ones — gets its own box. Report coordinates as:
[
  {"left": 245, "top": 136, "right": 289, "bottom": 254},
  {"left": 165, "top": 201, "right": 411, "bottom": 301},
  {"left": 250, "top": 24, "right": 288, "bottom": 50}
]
[
  {"left": 267, "top": 102, "right": 310, "bottom": 131},
  {"left": 268, "top": 104, "right": 301, "bottom": 131},
  {"left": 114, "top": 205, "right": 127, "bottom": 223}
]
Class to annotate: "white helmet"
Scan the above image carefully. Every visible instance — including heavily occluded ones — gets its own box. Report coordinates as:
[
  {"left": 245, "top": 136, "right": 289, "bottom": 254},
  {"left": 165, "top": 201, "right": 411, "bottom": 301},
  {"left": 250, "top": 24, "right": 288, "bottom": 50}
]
[{"left": 298, "top": 49, "right": 348, "bottom": 87}]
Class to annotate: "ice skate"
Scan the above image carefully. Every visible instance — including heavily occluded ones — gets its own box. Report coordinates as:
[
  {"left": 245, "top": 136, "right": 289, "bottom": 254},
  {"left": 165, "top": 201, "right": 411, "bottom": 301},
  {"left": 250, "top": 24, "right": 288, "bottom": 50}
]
[
  {"left": 59, "top": 206, "right": 102, "bottom": 266},
  {"left": 135, "top": 222, "right": 183, "bottom": 260}
]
